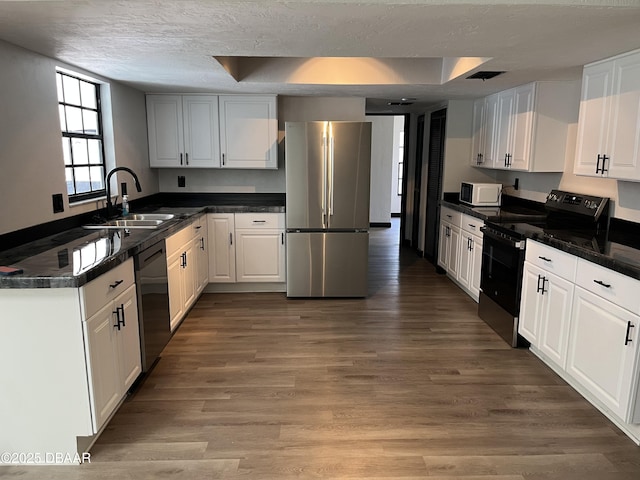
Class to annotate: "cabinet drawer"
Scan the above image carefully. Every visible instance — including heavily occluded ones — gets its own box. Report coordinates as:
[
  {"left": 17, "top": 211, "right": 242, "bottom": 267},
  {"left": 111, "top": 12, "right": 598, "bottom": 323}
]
[
  {"left": 440, "top": 207, "right": 461, "bottom": 227},
  {"left": 461, "top": 213, "right": 483, "bottom": 236},
  {"left": 525, "top": 240, "right": 577, "bottom": 281},
  {"left": 235, "top": 213, "right": 285, "bottom": 229},
  {"left": 576, "top": 259, "right": 640, "bottom": 314},
  {"left": 82, "top": 258, "right": 135, "bottom": 319}
]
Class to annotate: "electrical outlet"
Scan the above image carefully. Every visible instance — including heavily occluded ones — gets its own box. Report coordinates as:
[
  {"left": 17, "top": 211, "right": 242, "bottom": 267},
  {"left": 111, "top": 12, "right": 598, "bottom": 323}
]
[
  {"left": 178, "top": 176, "right": 186, "bottom": 188},
  {"left": 52, "top": 193, "right": 64, "bottom": 213}
]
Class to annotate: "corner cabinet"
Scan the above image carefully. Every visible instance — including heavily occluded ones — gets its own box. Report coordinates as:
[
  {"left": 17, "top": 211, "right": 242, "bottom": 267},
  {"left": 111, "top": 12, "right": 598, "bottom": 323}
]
[
  {"left": 574, "top": 48, "right": 640, "bottom": 181},
  {"left": 218, "top": 95, "right": 278, "bottom": 169},
  {"left": 146, "top": 95, "right": 221, "bottom": 168},
  {"left": 471, "top": 81, "right": 577, "bottom": 172}
]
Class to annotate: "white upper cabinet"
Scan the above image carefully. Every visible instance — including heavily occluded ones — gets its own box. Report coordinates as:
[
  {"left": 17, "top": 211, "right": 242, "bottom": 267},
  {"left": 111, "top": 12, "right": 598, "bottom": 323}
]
[
  {"left": 147, "top": 95, "right": 220, "bottom": 168},
  {"left": 218, "top": 95, "right": 278, "bottom": 169},
  {"left": 470, "top": 98, "right": 487, "bottom": 166},
  {"left": 472, "top": 81, "right": 575, "bottom": 172},
  {"left": 575, "top": 49, "right": 640, "bottom": 180}
]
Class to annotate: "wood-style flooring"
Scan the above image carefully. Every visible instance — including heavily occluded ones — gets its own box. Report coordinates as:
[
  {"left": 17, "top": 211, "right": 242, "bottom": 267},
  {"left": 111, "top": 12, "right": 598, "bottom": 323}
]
[{"left": 2, "top": 220, "right": 639, "bottom": 479}]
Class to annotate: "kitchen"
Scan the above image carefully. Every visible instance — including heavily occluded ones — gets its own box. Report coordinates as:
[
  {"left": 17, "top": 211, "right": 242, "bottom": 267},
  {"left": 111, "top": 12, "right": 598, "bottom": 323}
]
[{"left": 2, "top": 1, "right": 640, "bottom": 477}]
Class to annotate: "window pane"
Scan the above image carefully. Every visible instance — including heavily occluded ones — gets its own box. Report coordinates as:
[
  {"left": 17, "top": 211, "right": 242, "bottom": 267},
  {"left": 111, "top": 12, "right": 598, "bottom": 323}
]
[
  {"left": 58, "top": 105, "right": 67, "bottom": 131},
  {"left": 62, "top": 74, "right": 81, "bottom": 105},
  {"left": 61, "top": 138, "right": 72, "bottom": 165},
  {"left": 82, "top": 109, "right": 98, "bottom": 134},
  {"left": 65, "top": 106, "right": 83, "bottom": 133},
  {"left": 75, "top": 166, "right": 91, "bottom": 193},
  {"left": 71, "top": 138, "right": 88, "bottom": 165},
  {"left": 65, "top": 168, "right": 75, "bottom": 195},
  {"left": 87, "top": 139, "right": 102, "bottom": 164},
  {"left": 89, "top": 166, "right": 104, "bottom": 191},
  {"left": 56, "top": 73, "right": 64, "bottom": 101},
  {"left": 80, "top": 81, "right": 97, "bottom": 109}
]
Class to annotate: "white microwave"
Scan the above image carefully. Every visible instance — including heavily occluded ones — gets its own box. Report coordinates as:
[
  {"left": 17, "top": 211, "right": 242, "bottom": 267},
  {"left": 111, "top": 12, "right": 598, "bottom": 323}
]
[{"left": 460, "top": 182, "right": 502, "bottom": 207}]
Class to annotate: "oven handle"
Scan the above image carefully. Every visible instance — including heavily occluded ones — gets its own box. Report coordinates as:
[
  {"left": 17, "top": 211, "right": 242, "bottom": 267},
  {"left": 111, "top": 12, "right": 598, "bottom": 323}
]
[{"left": 480, "top": 226, "right": 525, "bottom": 250}]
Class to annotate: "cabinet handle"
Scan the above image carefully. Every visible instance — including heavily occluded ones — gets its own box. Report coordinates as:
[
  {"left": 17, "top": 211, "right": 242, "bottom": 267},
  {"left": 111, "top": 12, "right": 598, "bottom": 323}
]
[
  {"left": 281, "top": 232, "right": 284, "bottom": 245},
  {"left": 185, "top": 152, "right": 189, "bottom": 165},
  {"left": 195, "top": 225, "right": 202, "bottom": 230},
  {"left": 109, "top": 279, "right": 124, "bottom": 289},
  {"left": 180, "top": 153, "right": 183, "bottom": 166},
  {"left": 183, "top": 252, "right": 187, "bottom": 268},
  {"left": 595, "top": 154, "right": 602, "bottom": 174},
  {"left": 222, "top": 153, "right": 226, "bottom": 166},
  {"left": 625, "top": 321, "right": 634, "bottom": 345},
  {"left": 446, "top": 214, "right": 452, "bottom": 219},
  {"left": 252, "top": 220, "right": 266, "bottom": 223},
  {"left": 602, "top": 154, "right": 609, "bottom": 173},
  {"left": 593, "top": 279, "right": 611, "bottom": 288},
  {"left": 468, "top": 224, "right": 476, "bottom": 229},
  {"left": 200, "top": 237, "right": 205, "bottom": 250},
  {"left": 536, "top": 274, "right": 547, "bottom": 295},
  {"left": 229, "top": 232, "right": 233, "bottom": 245},
  {"left": 538, "top": 256, "right": 551, "bottom": 262},
  {"left": 118, "top": 304, "right": 126, "bottom": 328},
  {"left": 113, "top": 308, "right": 121, "bottom": 331},
  {"left": 476, "top": 153, "right": 483, "bottom": 165}
]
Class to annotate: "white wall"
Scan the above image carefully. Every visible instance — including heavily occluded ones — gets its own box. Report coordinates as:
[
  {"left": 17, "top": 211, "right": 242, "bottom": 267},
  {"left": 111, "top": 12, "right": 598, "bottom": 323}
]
[
  {"left": 0, "top": 40, "right": 156, "bottom": 235},
  {"left": 366, "top": 115, "right": 395, "bottom": 224},
  {"left": 390, "top": 116, "right": 404, "bottom": 214},
  {"left": 157, "top": 96, "right": 366, "bottom": 194}
]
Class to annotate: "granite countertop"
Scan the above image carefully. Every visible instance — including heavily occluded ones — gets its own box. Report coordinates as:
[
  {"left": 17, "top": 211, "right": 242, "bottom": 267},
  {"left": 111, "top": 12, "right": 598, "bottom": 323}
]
[
  {"left": 0, "top": 205, "right": 285, "bottom": 289},
  {"left": 440, "top": 199, "right": 547, "bottom": 223}
]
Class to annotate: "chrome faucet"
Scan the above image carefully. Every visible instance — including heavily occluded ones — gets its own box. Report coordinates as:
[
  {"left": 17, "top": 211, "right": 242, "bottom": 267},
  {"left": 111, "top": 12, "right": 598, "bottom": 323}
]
[{"left": 105, "top": 167, "right": 142, "bottom": 218}]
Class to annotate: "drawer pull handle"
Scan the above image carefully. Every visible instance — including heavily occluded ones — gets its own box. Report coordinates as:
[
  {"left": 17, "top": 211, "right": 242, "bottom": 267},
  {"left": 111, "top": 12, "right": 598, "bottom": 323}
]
[
  {"left": 446, "top": 214, "right": 452, "bottom": 218},
  {"left": 538, "top": 256, "right": 551, "bottom": 262},
  {"left": 109, "top": 279, "right": 124, "bottom": 289},
  {"left": 252, "top": 220, "right": 266, "bottom": 223},
  {"left": 593, "top": 279, "right": 611, "bottom": 288},
  {"left": 194, "top": 225, "right": 202, "bottom": 230},
  {"left": 468, "top": 224, "right": 476, "bottom": 228},
  {"left": 625, "top": 321, "right": 634, "bottom": 346}
]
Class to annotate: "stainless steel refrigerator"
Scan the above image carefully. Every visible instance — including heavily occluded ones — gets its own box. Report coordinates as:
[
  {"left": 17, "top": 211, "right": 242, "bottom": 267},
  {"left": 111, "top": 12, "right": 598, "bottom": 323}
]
[{"left": 285, "top": 121, "right": 371, "bottom": 297}]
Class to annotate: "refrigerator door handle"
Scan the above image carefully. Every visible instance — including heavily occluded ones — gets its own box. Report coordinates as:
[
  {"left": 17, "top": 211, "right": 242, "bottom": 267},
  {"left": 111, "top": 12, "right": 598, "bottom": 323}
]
[{"left": 329, "top": 127, "right": 335, "bottom": 218}]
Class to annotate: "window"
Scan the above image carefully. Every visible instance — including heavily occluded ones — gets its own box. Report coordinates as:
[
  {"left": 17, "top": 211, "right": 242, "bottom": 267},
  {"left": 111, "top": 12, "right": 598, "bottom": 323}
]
[
  {"left": 56, "top": 71, "right": 106, "bottom": 202},
  {"left": 397, "top": 131, "right": 404, "bottom": 196}
]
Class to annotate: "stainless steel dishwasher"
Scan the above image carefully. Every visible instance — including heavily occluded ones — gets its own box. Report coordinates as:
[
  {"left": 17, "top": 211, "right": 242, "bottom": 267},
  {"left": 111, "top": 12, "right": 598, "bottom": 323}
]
[{"left": 134, "top": 240, "right": 171, "bottom": 372}]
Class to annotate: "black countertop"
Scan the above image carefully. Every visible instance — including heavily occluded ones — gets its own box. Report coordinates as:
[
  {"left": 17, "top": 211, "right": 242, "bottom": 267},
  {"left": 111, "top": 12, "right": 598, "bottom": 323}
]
[
  {"left": 440, "top": 194, "right": 640, "bottom": 281},
  {"left": 0, "top": 205, "right": 285, "bottom": 289}
]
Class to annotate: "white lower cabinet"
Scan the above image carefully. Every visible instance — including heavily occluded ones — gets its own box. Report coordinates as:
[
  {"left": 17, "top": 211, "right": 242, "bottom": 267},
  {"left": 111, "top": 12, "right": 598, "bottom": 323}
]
[
  {"left": 83, "top": 282, "right": 141, "bottom": 432},
  {"left": 208, "top": 212, "right": 286, "bottom": 286},
  {"left": 166, "top": 216, "right": 207, "bottom": 331},
  {"left": 457, "top": 214, "right": 484, "bottom": 301},
  {"left": 519, "top": 240, "right": 640, "bottom": 438}
]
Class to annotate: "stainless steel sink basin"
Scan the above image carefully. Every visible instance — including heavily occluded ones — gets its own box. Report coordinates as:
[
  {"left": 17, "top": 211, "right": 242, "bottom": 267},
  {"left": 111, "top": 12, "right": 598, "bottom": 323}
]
[
  {"left": 126, "top": 213, "right": 175, "bottom": 221},
  {"left": 83, "top": 219, "right": 164, "bottom": 230}
]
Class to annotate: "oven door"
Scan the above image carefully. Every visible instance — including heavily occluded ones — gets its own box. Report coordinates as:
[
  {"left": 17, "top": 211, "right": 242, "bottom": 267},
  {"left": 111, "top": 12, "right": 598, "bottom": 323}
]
[{"left": 480, "top": 229, "right": 525, "bottom": 316}]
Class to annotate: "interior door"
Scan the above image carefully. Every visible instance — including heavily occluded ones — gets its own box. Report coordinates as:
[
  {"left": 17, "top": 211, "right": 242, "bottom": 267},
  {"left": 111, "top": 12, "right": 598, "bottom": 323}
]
[
  {"left": 411, "top": 115, "right": 425, "bottom": 250},
  {"left": 424, "top": 109, "right": 446, "bottom": 263}
]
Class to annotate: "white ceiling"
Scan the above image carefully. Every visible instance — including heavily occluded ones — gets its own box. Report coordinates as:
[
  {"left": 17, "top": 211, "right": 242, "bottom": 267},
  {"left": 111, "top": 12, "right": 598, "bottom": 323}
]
[{"left": 1, "top": 0, "right": 640, "bottom": 113}]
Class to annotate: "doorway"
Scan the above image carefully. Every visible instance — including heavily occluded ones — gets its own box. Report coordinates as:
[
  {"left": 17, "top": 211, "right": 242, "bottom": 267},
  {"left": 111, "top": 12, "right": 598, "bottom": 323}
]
[{"left": 411, "top": 114, "right": 425, "bottom": 252}]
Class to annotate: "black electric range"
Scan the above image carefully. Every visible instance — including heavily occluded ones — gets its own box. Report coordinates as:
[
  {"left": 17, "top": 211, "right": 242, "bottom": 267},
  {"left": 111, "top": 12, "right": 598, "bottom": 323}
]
[{"left": 478, "top": 190, "right": 610, "bottom": 347}]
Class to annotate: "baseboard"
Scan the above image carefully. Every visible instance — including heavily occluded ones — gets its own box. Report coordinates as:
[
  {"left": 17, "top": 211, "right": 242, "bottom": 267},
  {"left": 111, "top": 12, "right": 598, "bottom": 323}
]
[
  {"left": 391, "top": 213, "right": 402, "bottom": 218},
  {"left": 370, "top": 222, "right": 392, "bottom": 228},
  {"left": 203, "top": 282, "right": 286, "bottom": 293}
]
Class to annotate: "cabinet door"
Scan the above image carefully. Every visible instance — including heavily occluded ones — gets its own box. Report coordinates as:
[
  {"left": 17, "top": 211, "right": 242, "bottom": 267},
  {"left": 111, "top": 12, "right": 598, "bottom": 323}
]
[
  {"left": 182, "top": 241, "right": 196, "bottom": 309},
  {"left": 182, "top": 96, "right": 221, "bottom": 168},
  {"left": 483, "top": 94, "right": 499, "bottom": 167},
  {"left": 218, "top": 95, "right": 278, "bottom": 169},
  {"left": 494, "top": 89, "right": 515, "bottom": 169},
  {"left": 518, "top": 262, "right": 544, "bottom": 345},
  {"left": 208, "top": 214, "right": 236, "bottom": 283},
  {"left": 146, "top": 95, "right": 184, "bottom": 168},
  {"left": 447, "top": 225, "right": 461, "bottom": 280},
  {"left": 567, "top": 286, "right": 639, "bottom": 421},
  {"left": 457, "top": 232, "right": 472, "bottom": 289},
  {"left": 607, "top": 53, "right": 640, "bottom": 180},
  {"left": 509, "top": 84, "right": 535, "bottom": 171},
  {"left": 574, "top": 62, "right": 613, "bottom": 176},
  {"left": 235, "top": 229, "right": 286, "bottom": 282},
  {"left": 538, "top": 271, "right": 574, "bottom": 369},
  {"left": 113, "top": 284, "right": 142, "bottom": 392},
  {"left": 437, "top": 222, "right": 449, "bottom": 270},
  {"left": 194, "top": 229, "right": 209, "bottom": 295},
  {"left": 83, "top": 302, "right": 121, "bottom": 433},
  {"left": 471, "top": 98, "right": 486, "bottom": 166},
  {"left": 469, "top": 235, "right": 483, "bottom": 301},
  {"left": 167, "top": 252, "right": 185, "bottom": 332}
]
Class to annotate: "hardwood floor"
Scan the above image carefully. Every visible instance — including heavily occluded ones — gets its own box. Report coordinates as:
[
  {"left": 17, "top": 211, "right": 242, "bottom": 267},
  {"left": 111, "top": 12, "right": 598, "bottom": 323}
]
[{"left": 2, "top": 219, "right": 639, "bottom": 479}]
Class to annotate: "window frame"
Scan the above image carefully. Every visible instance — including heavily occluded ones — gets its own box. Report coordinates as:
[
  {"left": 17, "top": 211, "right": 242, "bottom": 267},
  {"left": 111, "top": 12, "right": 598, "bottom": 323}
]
[{"left": 56, "top": 70, "right": 107, "bottom": 203}]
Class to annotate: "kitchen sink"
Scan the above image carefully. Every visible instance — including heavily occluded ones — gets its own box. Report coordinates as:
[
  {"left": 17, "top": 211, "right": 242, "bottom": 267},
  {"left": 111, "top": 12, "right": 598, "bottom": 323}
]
[
  {"left": 126, "top": 213, "right": 175, "bottom": 221},
  {"left": 83, "top": 219, "right": 165, "bottom": 230}
]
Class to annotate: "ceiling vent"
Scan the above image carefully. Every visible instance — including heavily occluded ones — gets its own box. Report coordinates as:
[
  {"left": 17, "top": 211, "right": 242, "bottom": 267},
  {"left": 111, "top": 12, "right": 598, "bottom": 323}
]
[
  {"left": 466, "top": 71, "right": 505, "bottom": 80},
  {"left": 387, "top": 97, "right": 415, "bottom": 106}
]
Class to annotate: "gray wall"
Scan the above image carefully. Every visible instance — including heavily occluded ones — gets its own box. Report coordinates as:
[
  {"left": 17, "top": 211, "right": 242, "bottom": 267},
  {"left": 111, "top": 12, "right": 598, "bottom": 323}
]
[{"left": 0, "top": 40, "right": 156, "bottom": 235}]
